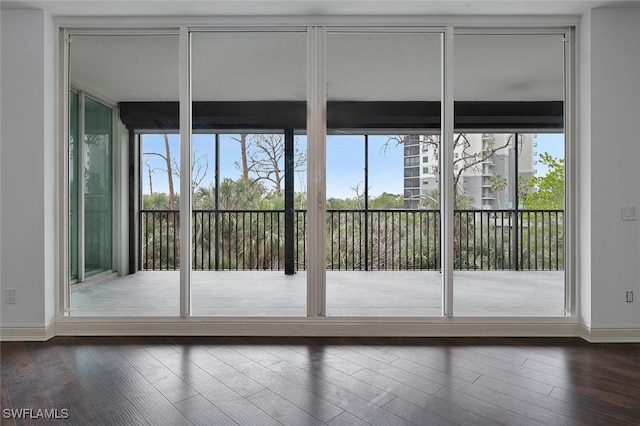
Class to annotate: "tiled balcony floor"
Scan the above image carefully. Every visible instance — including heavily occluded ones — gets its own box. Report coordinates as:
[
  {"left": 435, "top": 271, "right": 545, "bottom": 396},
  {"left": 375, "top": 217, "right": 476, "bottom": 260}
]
[{"left": 70, "top": 270, "right": 565, "bottom": 317}]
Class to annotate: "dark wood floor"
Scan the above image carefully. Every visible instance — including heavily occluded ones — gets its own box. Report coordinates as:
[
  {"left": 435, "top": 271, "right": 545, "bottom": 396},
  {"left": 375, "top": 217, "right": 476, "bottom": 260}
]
[{"left": 2, "top": 337, "right": 640, "bottom": 425}]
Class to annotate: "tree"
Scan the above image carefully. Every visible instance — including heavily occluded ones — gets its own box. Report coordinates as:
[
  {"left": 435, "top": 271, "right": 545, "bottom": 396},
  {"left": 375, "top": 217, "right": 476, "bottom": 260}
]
[
  {"left": 142, "top": 134, "right": 176, "bottom": 209},
  {"left": 522, "top": 153, "right": 564, "bottom": 209},
  {"left": 232, "top": 134, "right": 250, "bottom": 181},
  {"left": 143, "top": 134, "right": 210, "bottom": 210},
  {"left": 218, "top": 178, "right": 266, "bottom": 210},
  {"left": 370, "top": 192, "right": 404, "bottom": 209},
  {"left": 414, "top": 188, "right": 474, "bottom": 210},
  {"left": 489, "top": 174, "right": 508, "bottom": 209},
  {"left": 517, "top": 175, "right": 533, "bottom": 204},
  {"left": 242, "top": 134, "right": 306, "bottom": 197},
  {"left": 144, "top": 158, "right": 154, "bottom": 195},
  {"left": 142, "top": 134, "right": 179, "bottom": 209}
]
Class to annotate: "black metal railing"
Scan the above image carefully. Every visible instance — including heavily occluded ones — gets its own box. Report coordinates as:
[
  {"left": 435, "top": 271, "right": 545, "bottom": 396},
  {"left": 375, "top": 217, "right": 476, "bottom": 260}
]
[
  {"left": 140, "top": 209, "right": 563, "bottom": 272},
  {"left": 455, "top": 209, "right": 563, "bottom": 271}
]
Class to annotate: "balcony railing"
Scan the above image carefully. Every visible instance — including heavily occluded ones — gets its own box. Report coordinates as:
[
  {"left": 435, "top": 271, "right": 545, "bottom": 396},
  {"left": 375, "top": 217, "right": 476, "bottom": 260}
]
[{"left": 140, "top": 209, "right": 563, "bottom": 272}]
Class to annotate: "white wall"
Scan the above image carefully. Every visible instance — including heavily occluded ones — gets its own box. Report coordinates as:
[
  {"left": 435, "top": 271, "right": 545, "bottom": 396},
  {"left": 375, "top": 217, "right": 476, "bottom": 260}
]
[
  {"left": 587, "top": 7, "right": 640, "bottom": 328},
  {"left": 578, "top": 9, "right": 592, "bottom": 328},
  {"left": 0, "top": 10, "right": 56, "bottom": 328}
]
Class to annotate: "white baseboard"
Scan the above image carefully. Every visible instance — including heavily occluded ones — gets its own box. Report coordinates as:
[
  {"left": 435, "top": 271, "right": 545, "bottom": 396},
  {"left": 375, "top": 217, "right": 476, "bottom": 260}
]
[
  {"left": 54, "top": 316, "right": 581, "bottom": 338},
  {"left": 579, "top": 324, "right": 640, "bottom": 342},
  {"left": 4, "top": 318, "right": 638, "bottom": 342},
  {"left": 0, "top": 323, "right": 56, "bottom": 341}
]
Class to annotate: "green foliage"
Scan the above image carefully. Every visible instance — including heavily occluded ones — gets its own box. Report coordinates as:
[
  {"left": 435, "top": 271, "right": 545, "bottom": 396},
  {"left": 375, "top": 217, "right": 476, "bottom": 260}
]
[
  {"left": 522, "top": 153, "right": 564, "bottom": 210},
  {"left": 142, "top": 173, "right": 563, "bottom": 271},
  {"left": 143, "top": 192, "right": 180, "bottom": 210},
  {"left": 369, "top": 192, "right": 404, "bottom": 209},
  {"left": 326, "top": 197, "right": 362, "bottom": 210},
  {"left": 219, "top": 178, "right": 266, "bottom": 209}
]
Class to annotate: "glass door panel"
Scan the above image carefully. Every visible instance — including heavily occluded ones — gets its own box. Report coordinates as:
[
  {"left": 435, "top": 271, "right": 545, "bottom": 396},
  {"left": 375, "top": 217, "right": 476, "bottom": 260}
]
[
  {"left": 190, "top": 31, "right": 307, "bottom": 316},
  {"left": 325, "top": 31, "right": 442, "bottom": 316},
  {"left": 452, "top": 34, "right": 566, "bottom": 316},
  {"left": 69, "top": 34, "right": 180, "bottom": 316},
  {"left": 83, "top": 97, "right": 113, "bottom": 275}
]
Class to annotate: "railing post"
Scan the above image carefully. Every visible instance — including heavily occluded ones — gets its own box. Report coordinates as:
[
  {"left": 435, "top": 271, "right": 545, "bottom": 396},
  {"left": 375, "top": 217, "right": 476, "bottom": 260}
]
[
  {"left": 511, "top": 133, "right": 520, "bottom": 271},
  {"left": 284, "top": 129, "right": 295, "bottom": 275},
  {"left": 364, "top": 135, "right": 369, "bottom": 271},
  {"left": 214, "top": 133, "right": 220, "bottom": 271}
]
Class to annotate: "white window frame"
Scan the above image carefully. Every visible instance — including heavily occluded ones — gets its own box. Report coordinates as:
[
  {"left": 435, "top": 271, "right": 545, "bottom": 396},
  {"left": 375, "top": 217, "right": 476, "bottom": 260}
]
[{"left": 56, "top": 15, "right": 577, "bottom": 335}]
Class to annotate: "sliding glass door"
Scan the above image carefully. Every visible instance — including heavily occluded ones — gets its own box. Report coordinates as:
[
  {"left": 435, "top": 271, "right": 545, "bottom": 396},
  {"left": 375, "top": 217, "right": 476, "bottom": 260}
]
[
  {"left": 190, "top": 31, "right": 307, "bottom": 316},
  {"left": 63, "top": 25, "right": 570, "bottom": 320},
  {"left": 452, "top": 33, "right": 566, "bottom": 316},
  {"left": 68, "top": 34, "right": 180, "bottom": 316},
  {"left": 325, "top": 31, "right": 443, "bottom": 316}
]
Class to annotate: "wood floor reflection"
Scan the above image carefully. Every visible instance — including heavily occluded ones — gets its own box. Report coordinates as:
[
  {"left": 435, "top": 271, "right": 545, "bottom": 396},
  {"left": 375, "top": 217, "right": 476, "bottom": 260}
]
[{"left": 3, "top": 336, "right": 639, "bottom": 425}]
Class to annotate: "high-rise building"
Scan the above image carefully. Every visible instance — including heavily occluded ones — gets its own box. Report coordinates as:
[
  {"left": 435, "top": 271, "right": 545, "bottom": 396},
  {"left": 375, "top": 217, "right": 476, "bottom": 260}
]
[{"left": 403, "top": 133, "right": 535, "bottom": 209}]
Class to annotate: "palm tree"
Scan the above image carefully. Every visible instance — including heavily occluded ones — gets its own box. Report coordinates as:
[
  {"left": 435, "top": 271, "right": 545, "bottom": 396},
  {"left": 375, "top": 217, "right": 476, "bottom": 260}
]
[{"left": 489, "top": 174, "right": 508, "bottom": 209}]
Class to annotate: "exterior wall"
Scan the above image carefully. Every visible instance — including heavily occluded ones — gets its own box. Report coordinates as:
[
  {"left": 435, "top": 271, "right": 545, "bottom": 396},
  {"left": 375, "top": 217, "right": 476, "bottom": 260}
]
[{"left": 0, "top": 10, "right": 56, "bottom": 329}]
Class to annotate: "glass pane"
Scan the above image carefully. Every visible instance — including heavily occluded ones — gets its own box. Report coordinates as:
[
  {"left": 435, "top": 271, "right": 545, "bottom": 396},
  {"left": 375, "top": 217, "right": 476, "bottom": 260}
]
[
  {"left": 373, "top": 134, "right": 441, "bottom": 272},
  {"left": 69, "top": 34, "right": 180, "bottom": 316},
  {"left": 453, "top": 34, "right": 565, "bottom": 316},
  {"left": 326, "top": 32, "right": 442, "bottom": 316},
  {"left": 191, "top": 31, "right": 307, "bottom": 316},
  {"left": 83, "top": 97, "right": 112, "bottom": 275},
  {"left": 326, "top": 135, "right": 365, "bottom": 270},
  {"left": 140, "top": 133, "right": 181, "bottom": 271},
  {"left": 69, "top": 91, "right": 79, "bottom": 280}
]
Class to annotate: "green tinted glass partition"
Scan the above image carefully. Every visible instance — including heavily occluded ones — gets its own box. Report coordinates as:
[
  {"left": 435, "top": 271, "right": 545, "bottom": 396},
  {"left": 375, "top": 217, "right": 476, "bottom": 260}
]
[
  {"left": 69, "top": 92, "right": 79, "bottom": 279},
  {"left": 83, "top": 97, "right": 112, "bottom": 275}
]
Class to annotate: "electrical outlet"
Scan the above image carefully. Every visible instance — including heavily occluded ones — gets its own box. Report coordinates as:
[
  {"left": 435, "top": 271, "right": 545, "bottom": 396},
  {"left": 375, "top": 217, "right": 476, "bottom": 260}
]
[
  {"left": 622, "top": 205, "right": 638, "bottom": 221},
  {"left": 6, "top": 289, "right": 16, "bottom": 304},
  {"left": 626, "top": 291, "right": 634, "bottom": 303}
]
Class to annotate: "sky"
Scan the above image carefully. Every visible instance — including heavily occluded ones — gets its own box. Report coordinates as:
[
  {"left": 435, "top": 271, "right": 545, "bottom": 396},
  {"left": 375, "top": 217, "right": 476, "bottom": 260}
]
[{"left": 141, "top": 132, "right": 565, "bottom": 199}]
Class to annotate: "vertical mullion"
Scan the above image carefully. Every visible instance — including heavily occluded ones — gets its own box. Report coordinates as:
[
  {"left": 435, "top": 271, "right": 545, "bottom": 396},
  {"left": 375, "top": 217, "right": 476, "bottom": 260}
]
[
  {"left": 284, "top": 129, "right": 295, "bottom": 274},
  {"left": 78, "top": 92, "right": 86, "bottom": 282},
  {"left": 307, "top": 26, "right": 327, "bottom": 317},
  {"left": 564, "top": 28, "right": 574, "bottom": 316},
  {"left": 442, "top": 27, "right": 454, "bottom": 317},
  {"left": 60, "top": 29, "right": 71, "bottom": 315},
  {"left": 179, "top": 27, "right": 192, "bottom": 317}
]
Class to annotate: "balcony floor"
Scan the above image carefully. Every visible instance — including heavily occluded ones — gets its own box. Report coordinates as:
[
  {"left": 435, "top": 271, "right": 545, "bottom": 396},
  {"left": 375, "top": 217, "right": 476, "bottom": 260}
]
[{"left": 70, "top": 270, "right": 565, "bottom": 317}]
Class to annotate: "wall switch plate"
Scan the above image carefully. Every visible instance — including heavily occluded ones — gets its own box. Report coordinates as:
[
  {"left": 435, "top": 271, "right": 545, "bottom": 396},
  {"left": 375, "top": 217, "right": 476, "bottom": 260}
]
[
  {"left": 622, "top": 205, "right": 638, "bottom": 221},
  {"left": 626, "top": 291, "right": 634, "bottom": 303},
  {"left": 6, "top": 289, "right": 16, "bottom": 304}
]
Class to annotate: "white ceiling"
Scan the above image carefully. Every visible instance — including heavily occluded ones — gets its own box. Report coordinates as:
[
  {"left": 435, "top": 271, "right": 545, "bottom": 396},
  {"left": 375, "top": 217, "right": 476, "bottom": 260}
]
[
  {"left": 1, "top": 0, "right": 637, "bottom": 17},
  {"left": 7, "top": 0, "right": 592, "bottom": 104},
  {"left": 69, "top": 31, "right": 564, "bottom": 103}
]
